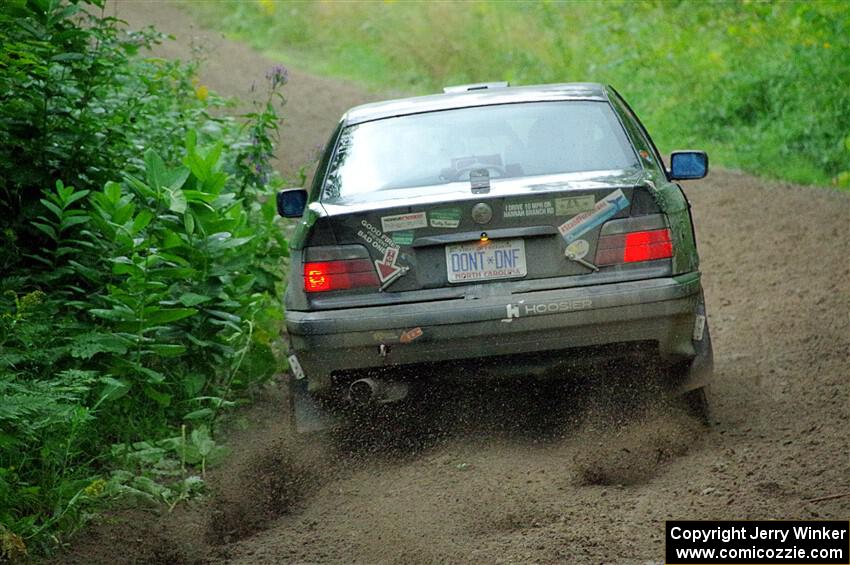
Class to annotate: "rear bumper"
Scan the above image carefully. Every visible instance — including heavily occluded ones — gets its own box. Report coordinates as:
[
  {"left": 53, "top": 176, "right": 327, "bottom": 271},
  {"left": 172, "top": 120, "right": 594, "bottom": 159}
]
[{"left": 286, "top": 273, "right": 705, "bottom": 392}]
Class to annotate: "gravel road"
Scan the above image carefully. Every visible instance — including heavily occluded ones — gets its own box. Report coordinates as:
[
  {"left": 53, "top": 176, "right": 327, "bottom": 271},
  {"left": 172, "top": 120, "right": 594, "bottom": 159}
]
[{"left": 63, "top": 3, "right": 849, "bottom": 564}]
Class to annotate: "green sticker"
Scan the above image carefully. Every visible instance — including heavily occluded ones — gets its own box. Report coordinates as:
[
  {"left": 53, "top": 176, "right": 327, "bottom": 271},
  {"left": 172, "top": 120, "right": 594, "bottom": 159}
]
[
  {"left": 430, "top": 208, "right": 461, "bottom": 228},
  {"left": 391, "top": 230, "right": 414, "bottom": 245},
  {"left": 555, "top": 195, "right": 596, "bottom": 216}
]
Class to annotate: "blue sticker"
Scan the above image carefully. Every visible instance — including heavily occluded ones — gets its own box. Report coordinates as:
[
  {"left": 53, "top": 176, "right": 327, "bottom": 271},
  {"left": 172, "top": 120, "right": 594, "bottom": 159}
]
[{"left": 558, "top": 189, "right": 630, "bottom": 244}]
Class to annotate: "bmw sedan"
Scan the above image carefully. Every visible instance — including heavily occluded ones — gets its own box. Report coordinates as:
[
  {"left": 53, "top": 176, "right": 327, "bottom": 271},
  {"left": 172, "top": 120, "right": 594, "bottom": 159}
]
[{"left": 277, "top": 82, "right": 713, "bottom": 432}]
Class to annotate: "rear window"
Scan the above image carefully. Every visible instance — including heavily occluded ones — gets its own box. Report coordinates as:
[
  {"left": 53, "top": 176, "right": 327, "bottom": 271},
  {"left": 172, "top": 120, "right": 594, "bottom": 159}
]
[{"left": 322, "top": 101, "right": 639, "bottom": 202}]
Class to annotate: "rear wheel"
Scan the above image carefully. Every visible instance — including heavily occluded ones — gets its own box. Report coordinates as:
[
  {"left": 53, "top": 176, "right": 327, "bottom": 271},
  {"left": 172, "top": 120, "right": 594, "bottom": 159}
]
[{"left": 682, "top": 386, "right": 710, "bottom": 423}]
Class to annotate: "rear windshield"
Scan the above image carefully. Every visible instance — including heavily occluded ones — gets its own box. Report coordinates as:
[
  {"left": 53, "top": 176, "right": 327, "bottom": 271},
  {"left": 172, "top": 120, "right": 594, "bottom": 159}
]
[{"left": 321, "top": 101, "right": 639, "bottom": 202}]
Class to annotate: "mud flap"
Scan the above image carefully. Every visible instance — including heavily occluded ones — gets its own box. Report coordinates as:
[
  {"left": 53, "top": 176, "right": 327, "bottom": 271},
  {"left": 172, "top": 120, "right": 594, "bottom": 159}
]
[
  {"left": 687, "top": 323, "right": 714, "bottom": 386},
  {"left": 676, "top": 292, "right": 714, "bottom": 393},
  {"left": 290, "top": 376, "right": 340, "bottom": 433}
]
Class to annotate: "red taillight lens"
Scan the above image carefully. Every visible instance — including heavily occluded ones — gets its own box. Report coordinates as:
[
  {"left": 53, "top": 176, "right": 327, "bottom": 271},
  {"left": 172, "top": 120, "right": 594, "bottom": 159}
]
[
  {"left": 623, "top": 230, "right": 674, "bottom": 262},
  {"left": 595, "top": 228, "right": 673, "bottom": 266},
  {"left": 303, "top": 259, "right": 379, "bottom": 292}
]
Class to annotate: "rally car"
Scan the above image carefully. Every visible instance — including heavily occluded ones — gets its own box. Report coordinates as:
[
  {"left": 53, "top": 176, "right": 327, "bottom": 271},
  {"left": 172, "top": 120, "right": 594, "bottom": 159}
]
[{"left": 278, "top": 82, "right": 713, "bottom": 432}]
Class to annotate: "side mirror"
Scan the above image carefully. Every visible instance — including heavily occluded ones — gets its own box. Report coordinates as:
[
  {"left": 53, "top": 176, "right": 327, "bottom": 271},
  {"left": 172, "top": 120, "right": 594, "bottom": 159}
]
[
  {"left": 669, "top": 151, "right": 708, "bottom": 180},
  {"left": 276, "top": 188, "right": 308, "bottom": 218}
]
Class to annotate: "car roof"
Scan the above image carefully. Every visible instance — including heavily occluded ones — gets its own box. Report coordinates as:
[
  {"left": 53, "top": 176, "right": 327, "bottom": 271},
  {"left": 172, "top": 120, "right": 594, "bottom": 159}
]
[{"left": 343, "top": 82, "right": 611, "bottom": 126}]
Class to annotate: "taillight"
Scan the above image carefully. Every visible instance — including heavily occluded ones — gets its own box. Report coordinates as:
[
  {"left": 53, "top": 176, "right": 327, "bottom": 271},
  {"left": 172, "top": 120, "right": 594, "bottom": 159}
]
[
  {"left": 303, "top": 259, "right": 379, "bottom": 292},
  {"left": 595, "top": 228, "right": 673, "bottom": 266}
]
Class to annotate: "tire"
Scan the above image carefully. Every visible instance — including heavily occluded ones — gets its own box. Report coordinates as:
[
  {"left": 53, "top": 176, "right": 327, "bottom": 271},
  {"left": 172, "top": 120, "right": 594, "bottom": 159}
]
[{"left": 683, "top": 386, "right": 711, "bottom": 424}]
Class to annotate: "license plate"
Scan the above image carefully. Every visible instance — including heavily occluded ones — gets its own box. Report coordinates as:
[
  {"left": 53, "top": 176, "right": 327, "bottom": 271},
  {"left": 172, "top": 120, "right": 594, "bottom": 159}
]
[{"left": 445, "top": 239, "right": 527, "bottom": 283}]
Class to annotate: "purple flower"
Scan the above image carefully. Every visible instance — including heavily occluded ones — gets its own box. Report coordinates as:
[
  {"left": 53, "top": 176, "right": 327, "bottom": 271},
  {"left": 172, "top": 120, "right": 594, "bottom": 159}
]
[{"left": 266, "top": 65, "right": 289, "bottom": 88}]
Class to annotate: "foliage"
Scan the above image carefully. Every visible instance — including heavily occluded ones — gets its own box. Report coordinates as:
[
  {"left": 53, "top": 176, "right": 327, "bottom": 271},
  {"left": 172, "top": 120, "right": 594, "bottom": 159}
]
[
  {"left": 0, "top": 0, "right": 290, "bottom": 556},
  {"left": 187, "top": 0, "right": 850, "bottom": 189}
]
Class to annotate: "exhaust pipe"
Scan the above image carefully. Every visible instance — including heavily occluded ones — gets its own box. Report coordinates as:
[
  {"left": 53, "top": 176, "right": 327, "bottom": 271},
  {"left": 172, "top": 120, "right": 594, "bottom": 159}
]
[{"left": 348, "top": 378, "right": 409, "bottom": 405}]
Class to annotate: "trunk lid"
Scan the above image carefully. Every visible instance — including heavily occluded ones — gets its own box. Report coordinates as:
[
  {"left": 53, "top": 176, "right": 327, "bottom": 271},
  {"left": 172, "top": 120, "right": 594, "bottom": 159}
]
[{"left": 314, "top": 171, "right": 664, "bottom": 298}]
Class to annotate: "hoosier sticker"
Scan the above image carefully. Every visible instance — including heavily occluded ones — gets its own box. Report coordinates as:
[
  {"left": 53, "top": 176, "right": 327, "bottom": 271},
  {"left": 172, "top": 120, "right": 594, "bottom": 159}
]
[
  {"left": 381, "top": 211, "right": 427, "bottom": 232},
  {"left": 503, "top": 298, "right": 593, "bottom": 320}
]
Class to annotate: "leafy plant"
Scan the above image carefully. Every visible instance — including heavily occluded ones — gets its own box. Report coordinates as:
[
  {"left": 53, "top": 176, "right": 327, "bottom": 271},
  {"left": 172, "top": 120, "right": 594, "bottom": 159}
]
[{"left": 0, "top": 0, "right": 291, "bottom": 556}]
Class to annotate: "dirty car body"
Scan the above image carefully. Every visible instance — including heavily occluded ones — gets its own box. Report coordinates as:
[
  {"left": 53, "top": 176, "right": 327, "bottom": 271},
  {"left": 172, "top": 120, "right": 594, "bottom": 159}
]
[{"left": 280, "top": 82, "right": 713, "bottom": 432}]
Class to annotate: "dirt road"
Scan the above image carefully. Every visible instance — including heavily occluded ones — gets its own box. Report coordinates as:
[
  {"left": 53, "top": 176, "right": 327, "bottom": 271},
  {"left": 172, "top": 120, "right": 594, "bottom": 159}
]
[{"left": 65, "top": 3, "right": 849, "bottom": 564}]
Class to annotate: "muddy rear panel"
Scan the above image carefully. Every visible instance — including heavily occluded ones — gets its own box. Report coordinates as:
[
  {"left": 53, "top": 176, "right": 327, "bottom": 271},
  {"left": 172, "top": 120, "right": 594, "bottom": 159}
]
[{"left": 287, "top": 177, "right": 676, "bottom": 310}]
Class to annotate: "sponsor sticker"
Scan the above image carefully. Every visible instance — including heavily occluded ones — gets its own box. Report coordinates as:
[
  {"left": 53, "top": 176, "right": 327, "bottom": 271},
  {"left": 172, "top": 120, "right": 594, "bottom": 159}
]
[
  {"left": 430, "top": 208, "right": 461, "bottom": 228},
  {"left": 399, "top": 327, "right": 423, "bottom": 344},
  {"left": 558, "top": 189, "right": 630, "bottom": 244},
  {"left": 372, "top": 330, "right": 400, "bottom": 342},
  {"left": 391, "top": 230, "right": 414, "bottom": 245},
  {"left": 693, "top": 314, "right": 706, "bottom": 341},
  {"left": 503, "top": 298, "right": 593, "bottom": 321},
  {"left": 555, "top": 195, "right": 596, "bottom": 216},
  {"left": 503, "top": 200, "right": 555, "bottom": 218},
  {"left": 374, "top": 246, "right": 405, "bottom": 284},
  {"left": 357, "top": 219, "right": 397, "bottom": 255},
  {"left": 287, "top": 354, "right": 305, "bottom": 380},
  {"left": 357, "top": 219, "right": 409, "bottom": 286},
  {"left": 381, "top": 211, "right": 427, "bottom": 232},
  {"left": 565, "top": 239, "right": 590, "bottom": 260}
]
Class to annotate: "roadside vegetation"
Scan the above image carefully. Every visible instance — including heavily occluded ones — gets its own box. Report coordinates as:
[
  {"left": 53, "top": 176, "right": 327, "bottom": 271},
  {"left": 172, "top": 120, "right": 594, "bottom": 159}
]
[
  {"left": 0, "top": 0, "right": 290, "bottom": 558},
  {"left": 186, "top": 0, "right": 850, "bottom": 189}
]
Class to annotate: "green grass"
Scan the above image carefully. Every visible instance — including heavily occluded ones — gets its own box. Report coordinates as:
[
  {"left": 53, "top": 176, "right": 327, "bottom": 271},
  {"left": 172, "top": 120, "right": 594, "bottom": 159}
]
[{"left": 183, "top": 0, "right": 850, "bottom": 190}]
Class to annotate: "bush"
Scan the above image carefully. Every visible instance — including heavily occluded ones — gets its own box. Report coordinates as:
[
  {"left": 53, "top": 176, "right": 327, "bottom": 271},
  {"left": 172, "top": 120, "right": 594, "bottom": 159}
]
[{"left": 0, "top": 0, "right": 290, "bottom": 555}]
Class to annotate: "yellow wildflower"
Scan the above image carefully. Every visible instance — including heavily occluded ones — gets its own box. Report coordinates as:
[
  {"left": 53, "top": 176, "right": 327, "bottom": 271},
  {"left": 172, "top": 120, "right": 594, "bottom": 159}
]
[
  {"left": 19, "top": 290, "right": 46, "bottom": 312},
  {"left": 84, "top": 478, "right": 107, "bottom": 497},
  {"left": 259, "top": 0, "right": 275, "bottom": 16},
  {"left": 195, "top": 84, "right": 209, "bottom": 102},
  {"left": 823, "top": 42, "right": 831, "bottom": 49},
  {"left": 0, "top": 526, "right": 27, "bottom": 561}
]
